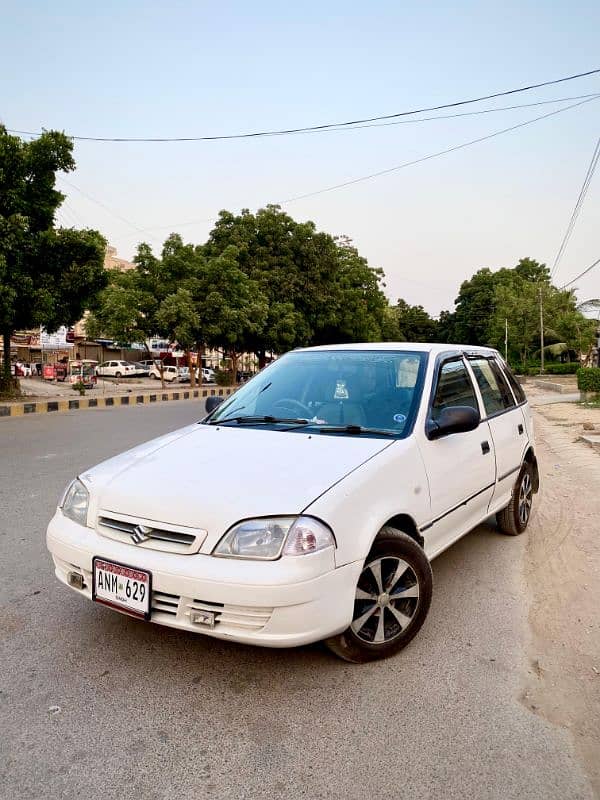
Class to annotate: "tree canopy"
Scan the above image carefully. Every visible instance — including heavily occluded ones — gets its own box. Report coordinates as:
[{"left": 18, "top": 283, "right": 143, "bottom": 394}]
[
  {"left": 89, "top": 206, "right": 390, "bottom": 369},
  {"left": 437, "top": 257, "right": 595, "bottom": 364},
  {"left": 0, "top": 126, "right": 106, "bottom": 391}
]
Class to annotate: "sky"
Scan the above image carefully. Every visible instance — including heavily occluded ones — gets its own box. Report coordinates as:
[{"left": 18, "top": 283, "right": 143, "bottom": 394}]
[{"left": 1, "top": 0, "right": 599, "bottom": 316}]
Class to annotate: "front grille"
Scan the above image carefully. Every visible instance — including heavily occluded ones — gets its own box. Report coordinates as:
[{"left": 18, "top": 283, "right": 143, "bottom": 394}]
[
  {"left": 97, "top": 513, "right": 206, "bottom": 554},
  {"left": 152, "top": 590, "right": 180, "bottom": 616},
  {"left": 151, "top": 591, "right": 273, "bottom": 632}
]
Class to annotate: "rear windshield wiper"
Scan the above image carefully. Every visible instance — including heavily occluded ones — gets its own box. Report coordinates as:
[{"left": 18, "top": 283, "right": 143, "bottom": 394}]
[
  {"left": 208, "top": 415, "right": 310, "bottom": 426},
  {"left": 316, "top": 424, "right": 399, "bottom": 437}
]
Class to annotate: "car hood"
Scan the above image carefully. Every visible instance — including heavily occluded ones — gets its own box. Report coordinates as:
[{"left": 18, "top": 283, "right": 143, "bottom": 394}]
[{"left": 82, "top": 424, "right": 393, "bottom": 552}]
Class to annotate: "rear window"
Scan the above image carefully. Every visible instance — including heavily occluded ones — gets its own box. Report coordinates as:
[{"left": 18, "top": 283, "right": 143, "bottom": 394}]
[
  {"left": 469, "top": 357, "right": 515, "bottom": 416},
  {"left": 499, "top": 361, "right": 527, "bottom": 404}
]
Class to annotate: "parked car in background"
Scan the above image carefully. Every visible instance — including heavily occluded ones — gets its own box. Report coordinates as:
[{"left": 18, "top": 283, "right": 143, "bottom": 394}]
[
  {"left": 149, "top": 364, "right": 180, "bottom": 382},
  {"left": 96, "top": 360, "right": 136, "bottom": 378},
  {"left": 197, "top": 367, "right": 216, "bottom": 383},
  {"left": 47, "top": 343, "right": 538, "bottom": 663},
  {"left": 178, "top": 366, "right": 190, "bottom": 382},
  {"left": 132, "top": 362, "right": 151, "bottom": 377},
  {"left": 138, "top": 359, "right": 159, "bottom": 370}
]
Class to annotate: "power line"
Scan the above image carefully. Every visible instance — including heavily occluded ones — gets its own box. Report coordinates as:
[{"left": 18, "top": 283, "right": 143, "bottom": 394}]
[
  {"left": 136, "top": 95, "right": 599, "bottom": 234},
  {"left": 57, "top": 176, "right": 161, "bottom": 244},
  {"left": 319, "top": 93, "right": 600, "bottom": 133},
  {"left": 560, "top": 256, "right": 600, "bottom": 288},
  {"left": 550, "top": 135, "right": 600, "bottom": 278},
  {"left": 8, "top": 92, "right": 600, "bottom": 143},
  {"left": 6, "top": 68, "right": 600, "bottom": 142},
  {"left": 279, "top": 96, "right": 600, "bottom": 204}
]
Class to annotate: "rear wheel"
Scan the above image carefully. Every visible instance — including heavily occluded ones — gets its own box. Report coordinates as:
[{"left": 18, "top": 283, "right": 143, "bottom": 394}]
[
  {"left": 325, "top": 528, "right": 433, "bottom": 663},
  {"left": 115, "top": 371, "right": 122, "bottom": 378},
  {"left": 496, "top": 462, "right": 534, "bottom": 536}
]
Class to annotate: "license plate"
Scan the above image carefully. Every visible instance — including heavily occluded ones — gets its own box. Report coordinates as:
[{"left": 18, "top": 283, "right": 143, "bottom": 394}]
[{"left": 92, "top": 557, "right": 151, "bottom": 620}]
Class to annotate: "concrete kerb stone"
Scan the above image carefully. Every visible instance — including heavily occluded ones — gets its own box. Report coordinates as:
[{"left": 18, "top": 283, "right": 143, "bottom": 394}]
[
  {"left": 0, "top": 386, "right": 235, "bottom": 419},
  {"left": 532, "top": 379, "right": 578, "bottom": 394}
]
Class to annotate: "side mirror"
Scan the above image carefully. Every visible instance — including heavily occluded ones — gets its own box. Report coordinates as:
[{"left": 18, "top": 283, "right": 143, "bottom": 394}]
[
  {"left": 206, "top": 395, "right": 224, "bottom": 414},
  {"left": 426, "top": 405, "right": 480, "bottom": 440}
]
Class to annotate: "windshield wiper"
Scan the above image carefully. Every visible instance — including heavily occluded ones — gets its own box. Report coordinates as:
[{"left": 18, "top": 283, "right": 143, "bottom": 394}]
[
  {"left": 316, "top": 424, "right": 398, "bottom": 437},
  {"left": 208, "top": 415, "right": 310, "bottom": 426}
]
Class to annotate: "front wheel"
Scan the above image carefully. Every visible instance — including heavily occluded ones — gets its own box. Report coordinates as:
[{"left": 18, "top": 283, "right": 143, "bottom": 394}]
[
  {"left": 496, "top": 463, "right": 534, "bottom": 536},
  {"left": 325, "top": 528, "right": 433, "bottom": 663}
]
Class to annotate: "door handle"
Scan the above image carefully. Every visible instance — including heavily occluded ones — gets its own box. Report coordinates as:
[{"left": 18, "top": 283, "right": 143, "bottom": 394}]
[
  {"left": 518, "top": 424, "right": 524, "bottom": 435},
  {"left": 481, "top": 441, "right": 490, "bottom": 454}
]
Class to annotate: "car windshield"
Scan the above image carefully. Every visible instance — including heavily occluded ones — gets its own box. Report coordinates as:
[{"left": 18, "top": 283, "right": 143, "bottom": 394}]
[{"left": 205, "top": 349, "right": 427, "bottom": 437}]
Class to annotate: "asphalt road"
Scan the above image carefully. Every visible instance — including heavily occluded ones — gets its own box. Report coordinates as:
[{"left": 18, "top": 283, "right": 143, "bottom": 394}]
[{"left": 0, "top": 402, "right": 593, "bottom": 800}]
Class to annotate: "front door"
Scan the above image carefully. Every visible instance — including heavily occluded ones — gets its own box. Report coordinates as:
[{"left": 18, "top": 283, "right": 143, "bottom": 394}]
[{"left": 416, "top": 356, "right": 496, "bottom": 558}]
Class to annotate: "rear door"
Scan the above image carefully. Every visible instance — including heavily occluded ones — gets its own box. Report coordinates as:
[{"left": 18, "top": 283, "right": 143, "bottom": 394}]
[
  {"left": 466, "top": 355, "right": 527, "bottom": 509},
  {"left": 416, "top": 355, "right": 496, "bottom": 558}
]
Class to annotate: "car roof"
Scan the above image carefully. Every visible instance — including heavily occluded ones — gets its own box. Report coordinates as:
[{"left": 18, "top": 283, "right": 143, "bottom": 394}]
[{"left": 296, "top": 342, "right": 499, "bottom": 356}]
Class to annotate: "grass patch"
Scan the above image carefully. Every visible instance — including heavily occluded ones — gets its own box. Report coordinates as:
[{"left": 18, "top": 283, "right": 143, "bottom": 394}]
[{"left": 578, "top": 399, "right": 600, "bottom": 409}]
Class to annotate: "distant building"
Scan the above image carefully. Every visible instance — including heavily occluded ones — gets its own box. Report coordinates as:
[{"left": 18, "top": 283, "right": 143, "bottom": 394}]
[{"left": 104, "top": 245, "right": 135, "bottom": 272}]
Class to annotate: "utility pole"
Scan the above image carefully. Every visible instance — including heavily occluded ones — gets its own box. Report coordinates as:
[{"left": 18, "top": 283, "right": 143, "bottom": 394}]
[
  {"left": 539, "top": 286, "right": 545, "bottom": 374},
  {"left": 504, "top": 318, "right": 508, "bottom": 363}
]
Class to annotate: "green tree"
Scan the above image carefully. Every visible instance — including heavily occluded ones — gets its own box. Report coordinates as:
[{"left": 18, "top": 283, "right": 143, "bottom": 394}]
[
  {"left": 204, "top": 207, "right": 388, "bottom": 361},
  {"left": 489, "top": 281, "right": 595, "bottom": 365},
  {"left": 0, "top": 127, "right": 107, "bottom": 393},
  {"left": 155, "top": 288, "right": 199, "bottom": 352},
  {"left": 85, "top": 270, "right": 148, "bottom": 346},
  {"left": 436, "top": 309, "right": 457, "bottom": 343},
  {"left": 451, "top": 258, "right": 550, "bottom": 346},
  {"left": 195, "top": 246, "right": 269, "bottom": 378},
  {"left": 513, "top": 257, "right": 551, "bottom": 284},
  {"left": 394, "top": 299, "right": 438, "bottom": 342},
  {"left": 90, "top": 234, "right": 270, "bottom": 383}
]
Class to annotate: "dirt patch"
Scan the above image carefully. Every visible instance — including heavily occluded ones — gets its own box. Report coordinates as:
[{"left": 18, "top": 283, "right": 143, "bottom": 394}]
[
  {"left": 535, "top": 401, "right": 600, "bottom": 429},
  {"left": 523, "top": 408, "right": 600, "bottom": 795}
]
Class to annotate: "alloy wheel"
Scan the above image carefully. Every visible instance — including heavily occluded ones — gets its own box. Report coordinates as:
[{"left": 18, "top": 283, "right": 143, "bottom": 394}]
[
  {"left": 351, "top": 556, "right": 420, "bottom": 644},
  {"left": 518, "top": 471, "right": 533, "bottom": 525}
]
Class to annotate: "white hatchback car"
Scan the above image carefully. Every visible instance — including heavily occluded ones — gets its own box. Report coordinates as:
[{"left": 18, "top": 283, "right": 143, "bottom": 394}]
[
  {"left": 47, "top": 343, "right": 538, "bottom": 662},
  {"left": 148, "top": 364, "right": 180, "bottom": 382}
]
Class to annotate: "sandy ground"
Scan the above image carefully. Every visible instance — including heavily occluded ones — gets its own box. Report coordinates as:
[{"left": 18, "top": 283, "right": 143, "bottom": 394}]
[{"left": 523, "top": 389, "right": 600, "bottom": 794}]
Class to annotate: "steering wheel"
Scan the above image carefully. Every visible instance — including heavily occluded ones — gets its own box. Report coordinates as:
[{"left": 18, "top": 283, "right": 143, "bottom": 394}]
[{"left": 272, "top": 398, "right": 312, "bottom": 417}]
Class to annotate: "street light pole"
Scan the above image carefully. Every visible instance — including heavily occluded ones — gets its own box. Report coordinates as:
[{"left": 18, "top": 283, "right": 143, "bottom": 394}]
[{"left": 539, "top": 286, "right": 545, "bottom": 374}]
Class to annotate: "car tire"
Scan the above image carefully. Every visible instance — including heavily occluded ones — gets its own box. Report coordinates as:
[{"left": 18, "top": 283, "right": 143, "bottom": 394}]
[
  {"left": 496, "top": 462, "right": 534, "bottom": 536},
  {"left": 115, "top": 371, "right": 122, "bottom": 378},
  {"left": 150, "top": 373, "right": 157, "bottom": 379},
  {"left": 325, "top": 527, "right": 433, "bottom": 663}
]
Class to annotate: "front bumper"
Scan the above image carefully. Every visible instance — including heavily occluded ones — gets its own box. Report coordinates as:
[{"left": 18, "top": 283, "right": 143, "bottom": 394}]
[{"left": 46, "top": 512, "right": 362, "bottom": 648}]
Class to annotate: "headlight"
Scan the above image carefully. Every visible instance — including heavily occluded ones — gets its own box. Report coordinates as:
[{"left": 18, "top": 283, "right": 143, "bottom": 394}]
[
  {"left": 61, "top": 479, "right": 89, "bottom": 526},
  {"left": 213, "top": 516, "right": 335, "bottom": 560}
]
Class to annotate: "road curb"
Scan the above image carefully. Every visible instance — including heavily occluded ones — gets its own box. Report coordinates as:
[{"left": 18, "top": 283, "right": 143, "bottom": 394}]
[{"left": 0, "top": 386, "right": 235, "bottom": 419}]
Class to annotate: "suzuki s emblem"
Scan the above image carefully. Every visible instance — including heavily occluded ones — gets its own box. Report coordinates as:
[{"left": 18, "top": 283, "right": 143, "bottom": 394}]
[{"left": 131, "top": 524, "right": 152, "bottom": 544}]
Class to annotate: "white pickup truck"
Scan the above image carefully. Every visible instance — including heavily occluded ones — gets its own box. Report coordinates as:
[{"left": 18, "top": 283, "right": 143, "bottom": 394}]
[{"left": 47, "top": 343, "right": 538, "bottom": 663}]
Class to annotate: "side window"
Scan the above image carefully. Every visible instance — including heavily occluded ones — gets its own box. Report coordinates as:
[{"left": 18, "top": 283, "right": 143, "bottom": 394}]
[
  {"left": 469, "top": 358, "right": 515, "bottom": 416},
  {"left": 431, "top": 359, "right": 479, "bottom": 421},
  {"left": 500, "top": 362, "right": 526, "bottom": 404}
]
